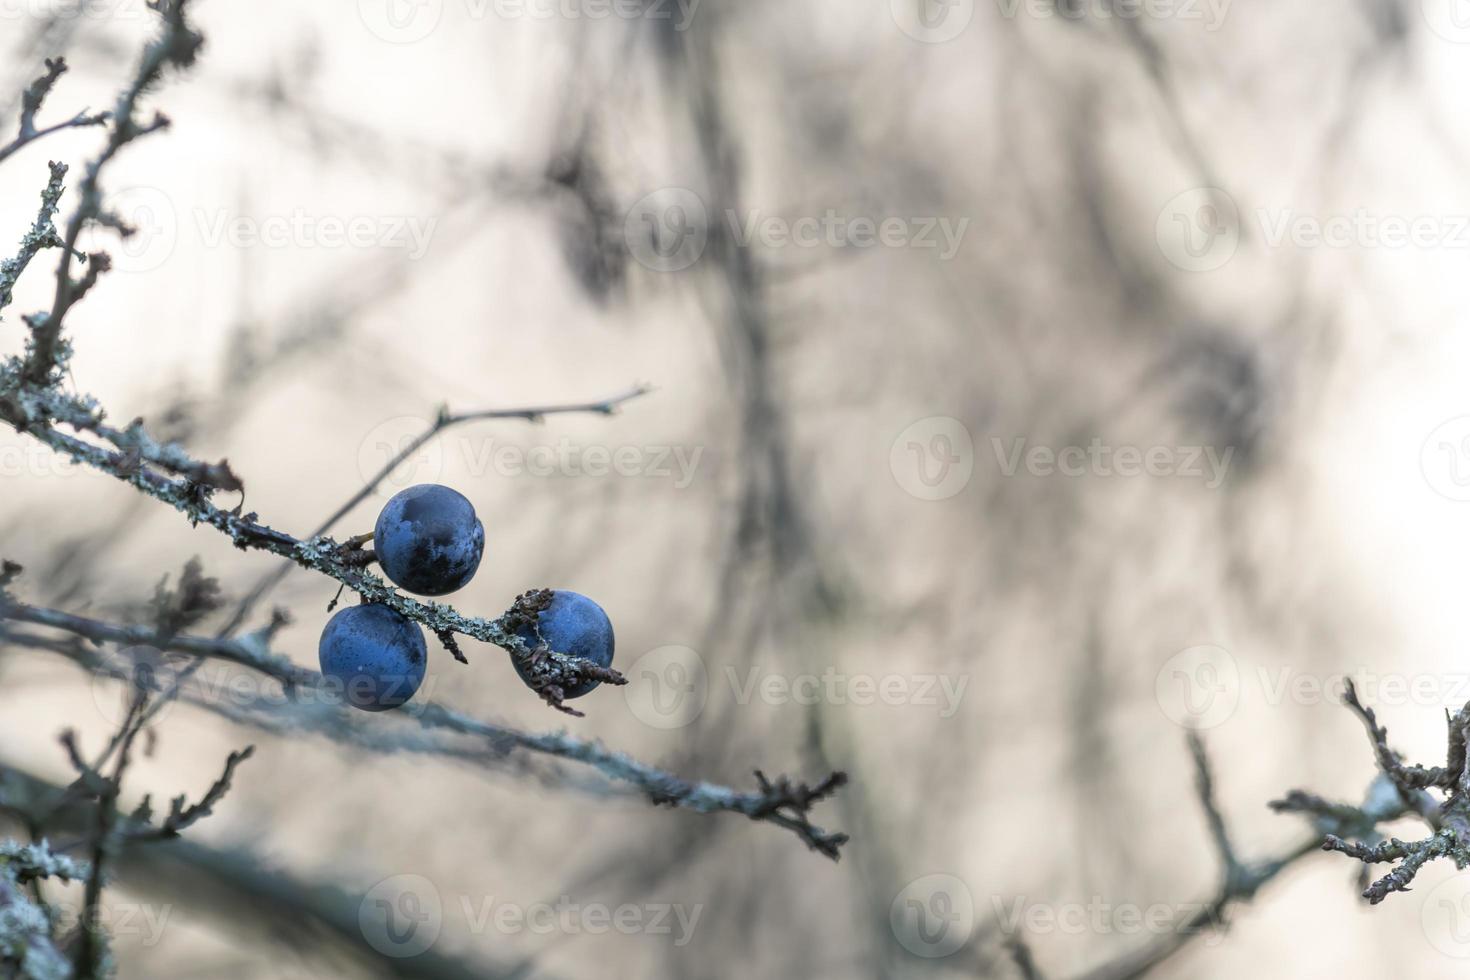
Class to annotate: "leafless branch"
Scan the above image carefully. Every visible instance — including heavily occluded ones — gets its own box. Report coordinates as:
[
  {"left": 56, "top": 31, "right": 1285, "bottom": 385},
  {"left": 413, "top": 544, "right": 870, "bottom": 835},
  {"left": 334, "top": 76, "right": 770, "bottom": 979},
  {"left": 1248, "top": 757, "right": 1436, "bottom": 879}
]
[
  {"left": 219, "top": 381, "right": 653, "bottom": 635},
  {"left": 0, "top": 593, "right": 846, "bottom": 856},
  {"left": 0, "top": 160, "right": 73, "bottom": 315},
  {"left": 1267, "top": 679, "right": 1470, "bottom": 904},
  {"left": 0, "top": 57, "right": 110, "bottom": 166}
]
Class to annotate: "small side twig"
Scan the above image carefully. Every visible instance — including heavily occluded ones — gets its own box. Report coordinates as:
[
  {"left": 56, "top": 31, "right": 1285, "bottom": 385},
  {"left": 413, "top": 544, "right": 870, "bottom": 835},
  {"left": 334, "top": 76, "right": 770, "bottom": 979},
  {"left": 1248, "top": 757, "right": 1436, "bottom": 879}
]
[
  {"left": 1273, "top": 679, "right": 1470, "bottom": 905},
  {"left": 0, "top": 58, "right": 111, "bottom": 166}
]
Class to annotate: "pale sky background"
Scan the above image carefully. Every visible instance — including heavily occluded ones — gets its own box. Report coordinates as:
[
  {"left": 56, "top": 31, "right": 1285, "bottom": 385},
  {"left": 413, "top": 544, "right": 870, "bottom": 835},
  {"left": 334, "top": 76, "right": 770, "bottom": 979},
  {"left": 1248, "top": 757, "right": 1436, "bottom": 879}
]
[{"left": 7, "top": 1, "right": 1470, "bottom": 977}]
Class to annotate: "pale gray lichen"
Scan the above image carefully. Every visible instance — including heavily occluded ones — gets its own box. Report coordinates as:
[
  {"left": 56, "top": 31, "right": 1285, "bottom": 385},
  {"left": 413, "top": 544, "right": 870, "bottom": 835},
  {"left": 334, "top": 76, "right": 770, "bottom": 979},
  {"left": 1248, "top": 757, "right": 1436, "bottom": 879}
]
[
  {"left": 0, "top": 872, "right": 72, "bottom": 980},
  {"left": 0, "top": 839, "right": 89, "bottom": 884}
]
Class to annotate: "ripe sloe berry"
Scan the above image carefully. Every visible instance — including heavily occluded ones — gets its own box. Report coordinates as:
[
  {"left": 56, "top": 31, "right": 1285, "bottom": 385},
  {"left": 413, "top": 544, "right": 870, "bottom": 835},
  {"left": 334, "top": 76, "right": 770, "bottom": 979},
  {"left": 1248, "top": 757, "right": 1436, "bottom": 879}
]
[
  {"left": 373, "top": 484, "right": 485, "bottom": 596},
  {"left": 319, "top": 604, "right": 427, "bottom": 711},
  {"left": 512, "top": 590, "right": 615, "bottom": 699}
]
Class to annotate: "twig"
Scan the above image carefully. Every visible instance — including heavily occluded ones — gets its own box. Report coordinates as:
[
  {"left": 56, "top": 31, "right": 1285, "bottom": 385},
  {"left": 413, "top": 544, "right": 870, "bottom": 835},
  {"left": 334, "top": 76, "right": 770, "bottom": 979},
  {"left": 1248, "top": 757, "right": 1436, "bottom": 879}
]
[
  {"left": 27, "top": 0, "right": 204, "bottom": 384},
  {"left": 1272, "top": 680, "right": 1470, "bottom": 905},
  {"left": 0, "top": 58, "right": 110, "bottom": 167},
  {"left": 1009, "top": 733, "right": 1405, "bottom": 980},
  {"left": 217, "top": 382, "right": 653, "bottom": 636},
  {"left": 0, "top": 599, "right": 847, "bottom": 857},
  {"left": 0, "top": 160, "right": 71, "bottom": 314}
]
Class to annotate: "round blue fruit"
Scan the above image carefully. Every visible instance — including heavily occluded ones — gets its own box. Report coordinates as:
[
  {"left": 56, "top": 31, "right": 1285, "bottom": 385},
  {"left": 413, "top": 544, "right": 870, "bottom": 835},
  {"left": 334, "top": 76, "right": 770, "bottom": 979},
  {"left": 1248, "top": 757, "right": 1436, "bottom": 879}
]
[
  {"left": 319, "top": 604, "right": 427, "bottom": 712},
  {"left": 512, "top": 591, "right": 615, "bottom": 699},
  {"left": 373, "top": 484, "right": 485, "bottom": 596}
]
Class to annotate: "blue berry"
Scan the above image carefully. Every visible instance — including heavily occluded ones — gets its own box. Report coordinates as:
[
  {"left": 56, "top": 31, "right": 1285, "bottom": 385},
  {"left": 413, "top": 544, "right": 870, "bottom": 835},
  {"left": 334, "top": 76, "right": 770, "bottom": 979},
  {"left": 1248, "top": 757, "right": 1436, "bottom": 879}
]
[
  {"left": 512, "top": 591, "right": 615, "bottom": 699},
  {"left": 319, "top": 604, "right": 427, "bottom": 711},
  {"left": 373, "top": 484, "right": 485, "bottom": 596}
]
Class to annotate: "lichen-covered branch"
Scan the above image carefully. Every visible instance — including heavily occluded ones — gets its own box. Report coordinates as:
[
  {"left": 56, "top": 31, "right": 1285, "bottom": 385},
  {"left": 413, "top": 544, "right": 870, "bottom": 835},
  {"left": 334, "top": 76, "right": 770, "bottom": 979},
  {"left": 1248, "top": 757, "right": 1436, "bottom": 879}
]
[
  {"left": 0, "top": 389, "right": 627, "bottom": 714},
  {"left": 27, "top": 1, "right": 202, "bottom": 384},
  {"left": 219, "top": 382, "right": 654, "bottom": 636},
  {"left": 0, "top": 597, "right": 849, "bottom": 857},
  {"left": 1001, "top": 732, "right": 1408, "bottom": 980},
  {"left": 0, "top": 161, "right": 71, "bottom": 315},
  {"left": 1272, "top": 679, "right": 1470, "bottom": 904},
  {"left": 0, "top": 57, "right": 110, "bottom": 167}
]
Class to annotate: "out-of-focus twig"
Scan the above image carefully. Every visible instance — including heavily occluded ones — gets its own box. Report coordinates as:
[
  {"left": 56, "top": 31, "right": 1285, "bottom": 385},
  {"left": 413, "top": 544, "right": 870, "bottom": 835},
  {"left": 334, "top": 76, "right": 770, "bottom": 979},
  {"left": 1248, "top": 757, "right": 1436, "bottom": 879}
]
[
  {"left": 1002, "top": 731, "right": 1402, "bottom": 980},
  {"left": 0, "top": 57, "right": 109, "bottom": 166}
]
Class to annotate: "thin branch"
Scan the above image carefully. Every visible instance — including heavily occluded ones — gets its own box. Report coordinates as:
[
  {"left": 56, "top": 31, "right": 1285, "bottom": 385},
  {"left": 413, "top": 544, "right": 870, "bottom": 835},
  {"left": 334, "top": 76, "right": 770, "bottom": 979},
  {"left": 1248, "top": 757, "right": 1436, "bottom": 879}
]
[
  {"left": 132, "top": 746, "right": 255, "bottom": 843},
  {"left": 27, "top": 0, "right": 204, "bottom": 384},
  {"left": 1274, "top": 682, "right": 1470, "bottom": 905},
  {"left": 1013, "top": 734, "right": 1403, "bottom": 980},
  {"left": 0, "top": 599, "right": 847, "bottom": 857},
  {"left": 217, "top": 382, "right": 654, "bottom": 635},
  {"left": 1188, "top": 729, "right": 1240, "bottom": 880},
  {"left": 0, "top": 160, "right": 71, "bottom": 314},
  {"left": 0, "top": 405, "right": 625, "bottom": 713},
  {"left": 1341, "top": 678, "right": 1450, "bottom": 810},
  {"left": 0, "top": 57, "right": 110, "bottom": 167},
  {"left": 0, "top": 762, "right": 526, "bottom": 980},
  {"left": 72, "top": 687, "right": 148, "bottom": 978}
]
